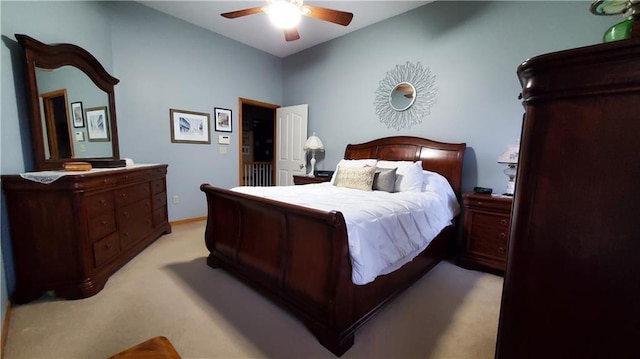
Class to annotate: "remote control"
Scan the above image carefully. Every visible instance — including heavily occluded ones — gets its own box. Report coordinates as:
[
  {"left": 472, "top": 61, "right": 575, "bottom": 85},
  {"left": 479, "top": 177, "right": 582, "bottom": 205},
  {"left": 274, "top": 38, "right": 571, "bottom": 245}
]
[{"left": 473, "top": 186, "right": 493, "bottom": 194}]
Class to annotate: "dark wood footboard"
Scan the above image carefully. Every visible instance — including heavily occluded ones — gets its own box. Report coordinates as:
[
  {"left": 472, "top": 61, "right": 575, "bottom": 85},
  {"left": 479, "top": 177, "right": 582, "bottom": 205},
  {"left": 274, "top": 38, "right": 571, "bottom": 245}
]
[{"left": 200, "top": 184, "right": 451, "bottom": 356}]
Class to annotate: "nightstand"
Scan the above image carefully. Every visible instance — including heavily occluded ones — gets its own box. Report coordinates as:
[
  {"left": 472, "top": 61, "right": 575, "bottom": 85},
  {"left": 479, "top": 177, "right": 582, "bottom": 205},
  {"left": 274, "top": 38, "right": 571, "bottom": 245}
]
[
  {"left": 458, "top": 193, "right": 513, "bottom": 274},
  {"left": 293, "top": 175, "right": 331, "bottom": 185}
]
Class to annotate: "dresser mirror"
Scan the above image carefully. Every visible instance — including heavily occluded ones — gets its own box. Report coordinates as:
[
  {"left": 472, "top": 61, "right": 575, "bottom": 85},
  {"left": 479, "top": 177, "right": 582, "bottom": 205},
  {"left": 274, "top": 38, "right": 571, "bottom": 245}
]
[{"left": 16, "top": 34, "right": 124, "bottom": 171}]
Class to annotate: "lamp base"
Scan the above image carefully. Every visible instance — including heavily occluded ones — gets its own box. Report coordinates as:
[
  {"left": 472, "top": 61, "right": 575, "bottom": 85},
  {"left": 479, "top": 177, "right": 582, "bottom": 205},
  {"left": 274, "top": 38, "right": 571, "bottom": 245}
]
[
  {"left": 503, "top": 180, "right": 515, "bottom": 196},
  {"left": 308, "top": 155, "right": 316, "bottom": 177}
]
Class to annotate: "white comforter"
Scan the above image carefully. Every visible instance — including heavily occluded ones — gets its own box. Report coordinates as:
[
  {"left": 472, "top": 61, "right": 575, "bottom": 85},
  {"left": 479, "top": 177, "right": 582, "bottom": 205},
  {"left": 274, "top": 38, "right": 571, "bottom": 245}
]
[{"left": 231, "top": 176, "right": 459, "bottom": 285}]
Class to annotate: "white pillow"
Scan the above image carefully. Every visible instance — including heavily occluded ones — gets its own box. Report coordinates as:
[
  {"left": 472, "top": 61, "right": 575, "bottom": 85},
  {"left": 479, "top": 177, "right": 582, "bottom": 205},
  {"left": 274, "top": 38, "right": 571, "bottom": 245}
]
[
  {"left": 375, "top": 160, "right": 424, "bottom": 192},
  {"left": 422, "top": 170, "right": 460, "bottom": 215},
  {"left": 422, "top": 170, "right": 452, "bottom": 193},
  {"left": 330, "top": 159, "right": 377, "bottom": 184}
]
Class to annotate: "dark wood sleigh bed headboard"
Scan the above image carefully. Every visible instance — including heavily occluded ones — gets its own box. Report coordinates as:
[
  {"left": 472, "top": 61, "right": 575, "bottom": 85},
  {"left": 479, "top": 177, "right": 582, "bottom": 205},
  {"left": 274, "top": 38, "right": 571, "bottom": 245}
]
[{"left": 343, "top": 136, "right": 467, "bottom": 196}]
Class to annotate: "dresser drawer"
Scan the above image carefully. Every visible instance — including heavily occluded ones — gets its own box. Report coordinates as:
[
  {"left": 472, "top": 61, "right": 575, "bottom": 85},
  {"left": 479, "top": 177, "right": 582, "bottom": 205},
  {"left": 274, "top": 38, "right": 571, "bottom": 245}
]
[
  {"left": 153, "top": 207, "right": 168, "bottom": 227},
  {"left": 153, "top": 192, "right": 167, "bottom": 209},
  {"left": 151, "top": 179, "right": 165, "bottom": 194},
  {"left": 80, "top": 175, "right": 118, "bottom": 189},
  {"left": 92, "top": 232, "right": 120, "bottom": 267},
  {"left": 86, "top": 192, "right": 115, "bottom": 218},
  {"left": 88, "top": 212, "right": 117, "bottom": 241},
  {"left": 115, "top": 183, "right": 151, "bottom": 207},
  {"left": 119, "top": 200, "right": 153, "bottom": 248}
]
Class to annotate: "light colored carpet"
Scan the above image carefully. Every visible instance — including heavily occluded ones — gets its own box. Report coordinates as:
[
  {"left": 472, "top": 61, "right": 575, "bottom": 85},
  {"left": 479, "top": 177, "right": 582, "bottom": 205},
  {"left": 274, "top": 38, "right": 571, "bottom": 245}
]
[{"left": 3, "top": 221, "right": 503, "bottom": 359}]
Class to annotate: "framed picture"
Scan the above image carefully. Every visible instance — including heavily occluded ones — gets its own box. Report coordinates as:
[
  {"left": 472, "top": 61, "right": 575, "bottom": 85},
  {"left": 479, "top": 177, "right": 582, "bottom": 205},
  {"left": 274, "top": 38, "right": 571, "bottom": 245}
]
[
  {"left": 85, "top": 106, "right": 110, "bottom": 142},
  {"left": 170, "top": 109, "right": 211, "bottom": 144},
  {"left": 71, "top": 101, "right": 84, "bottom": 128},
  {"left": 214, "top": 107, "right": 232, "bottom": 132}
]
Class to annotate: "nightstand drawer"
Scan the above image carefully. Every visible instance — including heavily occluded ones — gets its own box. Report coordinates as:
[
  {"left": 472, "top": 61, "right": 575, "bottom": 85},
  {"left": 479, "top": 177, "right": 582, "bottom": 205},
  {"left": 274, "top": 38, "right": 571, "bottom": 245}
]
[
  {"left": 458, "top": 192, "right": 513, "bottom": 273},
  {"left": 472, "top": 212, "right": 510, "bottom": 230},
  {"left": 467, "top": 213, "right": 510, "bottom": 260},
  {"left": 464, "top": 195, "right": 513, "bottom": 211}
]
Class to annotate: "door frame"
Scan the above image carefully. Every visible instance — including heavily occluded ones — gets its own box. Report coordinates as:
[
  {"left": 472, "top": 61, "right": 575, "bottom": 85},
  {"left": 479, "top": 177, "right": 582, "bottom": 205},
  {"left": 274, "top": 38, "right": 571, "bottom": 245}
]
[
  {"left": 40, "top": 88, "right": 74, "bottom": 159},
  {"left": 237, "top": 97, "right": 279, "bottom": 185}
]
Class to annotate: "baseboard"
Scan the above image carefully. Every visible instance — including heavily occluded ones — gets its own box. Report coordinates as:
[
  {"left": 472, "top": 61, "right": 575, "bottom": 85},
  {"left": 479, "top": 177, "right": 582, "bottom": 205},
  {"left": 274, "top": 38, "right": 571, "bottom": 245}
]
[
  {"left": 169, "top": 216, "right": 206, "bottom": 226},
  {"left": 1, "top": 299, "right": 11, "bottom": 358}
]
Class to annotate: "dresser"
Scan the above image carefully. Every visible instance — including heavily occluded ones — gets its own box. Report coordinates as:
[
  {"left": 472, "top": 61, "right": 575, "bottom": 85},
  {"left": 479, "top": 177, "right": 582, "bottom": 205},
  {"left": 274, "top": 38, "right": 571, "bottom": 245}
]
[
  {"left": 496, "top": 38, "right": 640, "bottom": 358},
  {"left": 2, "top": 164, "right": 171, "bottom": 303},
  {"left": 292, "top": 175, "right": 331, "bottom": 185},
  {"left": 458, "top": 193, "right": 512, "bottom": 273}
]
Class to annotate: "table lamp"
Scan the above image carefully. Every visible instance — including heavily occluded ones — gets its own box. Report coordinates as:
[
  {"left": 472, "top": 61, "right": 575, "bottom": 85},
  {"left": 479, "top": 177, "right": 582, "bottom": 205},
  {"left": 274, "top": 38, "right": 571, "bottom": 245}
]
[
  {"left": 498, "top": 144, "right": 519, "bottom": 196},
  {"left": 303, "top": 133, "right": 324, "bottom": 177}
]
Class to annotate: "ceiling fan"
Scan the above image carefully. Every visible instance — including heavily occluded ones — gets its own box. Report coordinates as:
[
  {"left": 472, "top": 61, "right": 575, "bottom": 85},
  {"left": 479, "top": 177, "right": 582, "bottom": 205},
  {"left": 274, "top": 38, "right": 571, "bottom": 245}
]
[{"left": 221, "top": 0, "right": 354, "bottom": 42}]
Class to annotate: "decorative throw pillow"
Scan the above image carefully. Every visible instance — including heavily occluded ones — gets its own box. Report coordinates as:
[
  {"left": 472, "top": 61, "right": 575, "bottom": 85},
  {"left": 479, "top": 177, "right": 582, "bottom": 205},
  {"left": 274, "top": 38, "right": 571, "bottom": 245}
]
[
  {"left": 373, "top": 167, "right": 397, "bottom": 192},
  {"left": 333, "top": 166, "right": 377, "bottom": 191},
  {"left": 329, "top": 159, "right": 377, "bottom": 184},
  {"left": 375, "top": 160, "right": 424, "bottom": 192}
]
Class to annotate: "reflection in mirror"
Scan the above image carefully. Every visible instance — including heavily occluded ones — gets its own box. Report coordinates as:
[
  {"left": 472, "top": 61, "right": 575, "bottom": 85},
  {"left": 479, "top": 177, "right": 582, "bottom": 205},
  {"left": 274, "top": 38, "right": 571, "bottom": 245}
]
[
  {"left": 39, "top": 88, "right": 73, "bottom": 159},
  {"left": 389, "top": 82, "right": 416, "bottom": 111},
  {"left": 36, "top": 66, "right": 113, "bottom": 160},
  {"left": 16, "top": 34, "right": 123, "bottom": 171}
]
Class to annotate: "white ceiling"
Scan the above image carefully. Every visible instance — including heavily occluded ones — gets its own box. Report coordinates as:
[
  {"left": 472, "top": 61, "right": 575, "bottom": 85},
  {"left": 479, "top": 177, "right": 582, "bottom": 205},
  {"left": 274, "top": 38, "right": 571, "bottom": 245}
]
[{"left": 138, "top": 1, "right": 431, "bottom": 58}]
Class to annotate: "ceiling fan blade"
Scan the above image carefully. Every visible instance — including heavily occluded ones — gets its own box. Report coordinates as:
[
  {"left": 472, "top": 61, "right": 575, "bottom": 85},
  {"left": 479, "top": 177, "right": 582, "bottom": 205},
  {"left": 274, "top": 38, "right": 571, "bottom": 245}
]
[
  {"left": 302, "top": 5, "right": 353, "bottom": 26},
  {"left": 221, "top": 7, "right": 264, "bottom": 19},
  {"left": 284, "top": 27, "right": 300, "bottom": 42}
]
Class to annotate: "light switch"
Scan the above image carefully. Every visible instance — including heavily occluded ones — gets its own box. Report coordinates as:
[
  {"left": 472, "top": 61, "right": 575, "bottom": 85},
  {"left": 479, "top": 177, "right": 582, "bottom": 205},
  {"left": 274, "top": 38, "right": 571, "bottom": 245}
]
[{"left": 218, "top": 135, "right": 230, "bottom": 145}]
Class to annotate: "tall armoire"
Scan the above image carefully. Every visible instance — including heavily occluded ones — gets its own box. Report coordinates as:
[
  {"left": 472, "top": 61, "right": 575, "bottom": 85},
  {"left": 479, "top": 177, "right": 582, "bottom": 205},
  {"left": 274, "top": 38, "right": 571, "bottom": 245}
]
[{"left": 496, "top": 37, "right": 640, "bottom": 358}]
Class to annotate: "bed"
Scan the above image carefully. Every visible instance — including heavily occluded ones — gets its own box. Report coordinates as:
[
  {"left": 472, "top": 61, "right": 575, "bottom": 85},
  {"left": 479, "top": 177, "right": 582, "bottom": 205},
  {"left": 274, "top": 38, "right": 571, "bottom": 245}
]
[{"left": 200, "top": 136, "right": 466, "bottom": 356}]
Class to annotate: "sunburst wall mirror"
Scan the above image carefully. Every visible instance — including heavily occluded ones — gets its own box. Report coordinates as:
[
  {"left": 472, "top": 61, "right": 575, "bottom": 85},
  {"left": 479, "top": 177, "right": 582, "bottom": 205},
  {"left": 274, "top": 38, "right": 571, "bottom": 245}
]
[{"left": 374, "top": 61, "right": 437, "bottom": 130}]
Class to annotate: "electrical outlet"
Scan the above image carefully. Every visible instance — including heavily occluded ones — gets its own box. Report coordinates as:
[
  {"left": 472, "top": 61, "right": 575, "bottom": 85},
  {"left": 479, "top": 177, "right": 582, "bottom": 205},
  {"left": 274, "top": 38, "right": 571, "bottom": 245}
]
[{"left": 172, "top": 195, "right": 179, "bottom": 204}]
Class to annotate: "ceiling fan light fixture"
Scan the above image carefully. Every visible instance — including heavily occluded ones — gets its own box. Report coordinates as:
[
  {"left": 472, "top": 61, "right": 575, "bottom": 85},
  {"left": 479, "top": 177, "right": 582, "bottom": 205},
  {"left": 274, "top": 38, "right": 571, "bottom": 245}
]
[{"left": 266, "top": 0, "right": 303, "bottom": 29}]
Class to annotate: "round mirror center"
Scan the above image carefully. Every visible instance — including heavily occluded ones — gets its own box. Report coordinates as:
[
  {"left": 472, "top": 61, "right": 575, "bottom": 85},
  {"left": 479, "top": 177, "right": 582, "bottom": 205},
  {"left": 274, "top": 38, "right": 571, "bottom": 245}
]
[{"left": 389, "top": 82, "right": 416, "bottom": 111}]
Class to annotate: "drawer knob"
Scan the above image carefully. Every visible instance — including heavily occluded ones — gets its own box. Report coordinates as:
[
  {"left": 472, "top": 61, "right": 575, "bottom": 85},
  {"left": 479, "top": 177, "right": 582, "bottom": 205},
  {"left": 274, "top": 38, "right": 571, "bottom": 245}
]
[
  {"left": 105, "top": 244, "right": 112, "bottom": 250},
  {"left": 102, "top": 220, "right": 108, "bottom": 226},
  {"left": 123, "top": 211, "right": 129, "bottom": 217},
  {"left": 121, "top": 193, "right": 127, "bottom": 198},
  {"left": 500, "top": 219, "right": 508, "bottom": 226},
  {"left": 498, "top": 232, "right": 506, "bottom": 239},
  {"left": 498, "top": 247, "right": 505, "bottom": 254},
  {"left": 100, "top": 199, "right": 107, "bottom": 206}
]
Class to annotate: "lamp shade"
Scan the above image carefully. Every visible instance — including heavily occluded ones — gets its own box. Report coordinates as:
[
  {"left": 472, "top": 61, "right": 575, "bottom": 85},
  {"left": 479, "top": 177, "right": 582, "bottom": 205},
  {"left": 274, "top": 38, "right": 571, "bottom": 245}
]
[
  {"left": 498, "top": 144, "right": 519, "bottom": 164},
  {"left": 304, "top": 133, "right": 324, "bottom": 151}
]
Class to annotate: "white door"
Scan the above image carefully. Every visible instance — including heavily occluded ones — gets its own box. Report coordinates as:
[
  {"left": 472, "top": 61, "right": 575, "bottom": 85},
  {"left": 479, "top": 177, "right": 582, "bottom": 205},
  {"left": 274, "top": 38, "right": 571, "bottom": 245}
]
[{"left": 276, "top": 104, "right": 308, "bottom": 186}]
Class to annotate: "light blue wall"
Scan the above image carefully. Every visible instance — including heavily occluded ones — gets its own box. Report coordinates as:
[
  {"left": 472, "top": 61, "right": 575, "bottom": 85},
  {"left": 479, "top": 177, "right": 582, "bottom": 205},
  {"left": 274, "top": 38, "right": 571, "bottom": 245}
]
[
  {"left": 1, "top": 0, "right": 282, "bottom": 334},
  {"left": 108, "top": 1, "right": 283, "bottom": 220},
  {"left": 0, "top": 0, "right": 619, "bottom": 339},
  {"left": 283, "top": 1, "right": 617, "bottom": 193}
]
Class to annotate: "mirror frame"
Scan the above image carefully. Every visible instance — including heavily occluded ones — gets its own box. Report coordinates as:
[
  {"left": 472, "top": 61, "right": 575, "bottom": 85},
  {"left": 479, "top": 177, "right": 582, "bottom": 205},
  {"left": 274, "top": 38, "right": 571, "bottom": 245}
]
[{"left": 16, "top": 34, "right": 122, "bottom": 171}]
